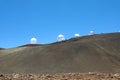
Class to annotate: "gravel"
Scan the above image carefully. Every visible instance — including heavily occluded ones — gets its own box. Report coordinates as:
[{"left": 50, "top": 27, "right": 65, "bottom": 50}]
[{"left": 0, "top": 72, "right": 120, "bottom": 80}]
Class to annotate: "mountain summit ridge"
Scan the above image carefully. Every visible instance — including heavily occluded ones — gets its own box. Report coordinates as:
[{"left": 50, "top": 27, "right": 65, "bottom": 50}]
[{"left": 0, "top": 32, "right": 120, "bottom": 73}]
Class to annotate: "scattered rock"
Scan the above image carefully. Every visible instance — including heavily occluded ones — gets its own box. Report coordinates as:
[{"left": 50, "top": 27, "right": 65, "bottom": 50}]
[{"left": 0, "top": 73, "right": 119, "bottom": 80}]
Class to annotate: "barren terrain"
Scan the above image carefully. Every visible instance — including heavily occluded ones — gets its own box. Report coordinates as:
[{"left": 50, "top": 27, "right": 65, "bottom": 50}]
[
  {"left": 0, "top": 32, "right": 120, "bottom": 79},
  {"left": 0, "top": 73, "right": 120, "bottom": 80}
]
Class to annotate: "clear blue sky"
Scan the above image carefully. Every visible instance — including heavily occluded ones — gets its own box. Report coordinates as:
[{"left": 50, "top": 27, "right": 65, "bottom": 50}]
[{"left": 0, "top": 0, "right": 120, "bottom": 48}]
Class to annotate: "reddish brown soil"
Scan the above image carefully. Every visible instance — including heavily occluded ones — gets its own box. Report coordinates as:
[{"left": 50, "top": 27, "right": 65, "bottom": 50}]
[
  {"left": 0, "top": 73, "right": 120, "bottom": 80},
  {"left": 0, "top": 32, "right": 120, "bottom": 73}
]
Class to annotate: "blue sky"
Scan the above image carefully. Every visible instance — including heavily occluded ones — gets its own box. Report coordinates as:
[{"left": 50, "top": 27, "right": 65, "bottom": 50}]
[{"left": 0, "top": 0, "right": 120, "bottom": 48}]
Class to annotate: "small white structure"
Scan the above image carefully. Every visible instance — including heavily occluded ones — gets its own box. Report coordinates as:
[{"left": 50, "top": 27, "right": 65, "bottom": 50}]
[
  {"left": 89, "top": 31, "right": 94, "bottom": 35},
  {"left": 74, "top": 33, "right": 80, "bottom": 38},
  {"left": 57, "top": 34, "right": 65, "bottom": 41},
  {"left": 30, "top": 37, "right": 37, "bottom": 44}
]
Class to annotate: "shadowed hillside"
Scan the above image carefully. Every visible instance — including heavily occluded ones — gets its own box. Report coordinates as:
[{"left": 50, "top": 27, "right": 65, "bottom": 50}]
[
  {"left": 0, "top": 32, "right": 120, "bottom": 73},
  {"left": 0, "top": 48, "right": 5, "bottom": 50}
]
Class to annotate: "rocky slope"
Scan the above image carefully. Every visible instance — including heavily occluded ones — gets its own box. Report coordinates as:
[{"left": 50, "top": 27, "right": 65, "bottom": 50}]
[{"left": 0, "top": 32, "right": 120, "bottom": 73}]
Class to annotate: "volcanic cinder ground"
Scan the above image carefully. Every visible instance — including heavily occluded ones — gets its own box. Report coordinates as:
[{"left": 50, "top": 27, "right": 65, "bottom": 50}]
[{"left": 0, "top": 32, "right": 120, "bottom": 74}]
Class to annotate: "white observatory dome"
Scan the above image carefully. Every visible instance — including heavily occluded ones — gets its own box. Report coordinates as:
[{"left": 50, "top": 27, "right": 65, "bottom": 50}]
[
  {"left": 57, "top": 34, "right": 65, "bottom": 41},
  {"left": 89, "top": 31, "right": 94, "bottom": 35},
  {"left": 30, "top": 37, "right": 37, "bottom": 44},
  {"left": 74, "top": 33, "right": 80, "bottom": 38}
]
